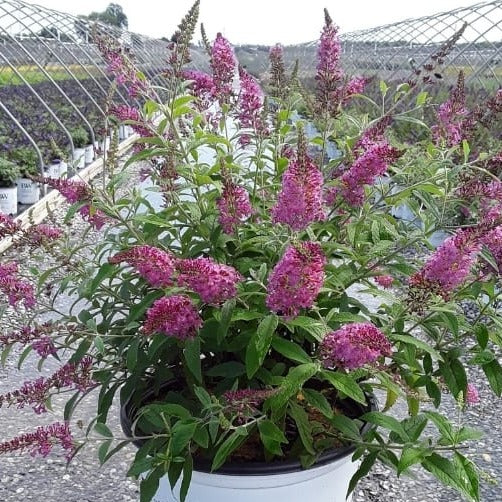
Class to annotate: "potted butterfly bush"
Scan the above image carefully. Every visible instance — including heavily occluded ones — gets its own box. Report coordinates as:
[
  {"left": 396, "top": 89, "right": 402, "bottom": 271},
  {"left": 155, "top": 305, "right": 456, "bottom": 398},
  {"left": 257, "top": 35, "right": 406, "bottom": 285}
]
[
  {"left": 10, "top": 147, "right": 40, "bottom": 205},
  {"left": 0, "top": 155, "right": 20, "bottom": 215},
  {"left": 0, "top": 3, "right": 501, "bottom": 502}
]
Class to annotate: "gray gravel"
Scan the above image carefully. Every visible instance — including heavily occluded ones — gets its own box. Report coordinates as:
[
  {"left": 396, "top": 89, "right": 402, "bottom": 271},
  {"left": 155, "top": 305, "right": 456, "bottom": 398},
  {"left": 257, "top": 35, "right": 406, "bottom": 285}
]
[{"left": 0, "top": 159, "right": 501, "bottom": 501}]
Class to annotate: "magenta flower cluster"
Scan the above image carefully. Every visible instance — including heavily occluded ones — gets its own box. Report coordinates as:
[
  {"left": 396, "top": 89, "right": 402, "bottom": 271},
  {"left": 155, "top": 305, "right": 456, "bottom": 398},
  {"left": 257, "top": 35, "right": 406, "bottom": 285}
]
[
  {"left": 320, "top": 322, "right": 392, "bottom": 370},
  {"left": 110, "top": 104, "right": 152, "bottom": 138},
  {"left": 375, "top": 275, "right": 394, "bottom": 288},
  {"left": 272, "top": 149, "right": 326, "bottom": 231},
  {"left": 176, "top": 257, "right": 242, "bottom": 305},
  {"left": 340, "top": 141, "right": 401, "bottom": 207},
  {"left": 0, "top": 262, "right": 35, "bottom": 309},
  {"left": 0, "top": 357, "right": 94, "bottom": 414},
  {"left": 142, "top": 295, "right": 202, "bottom": 339},
  {"left": 237, "top": 68, "right": 267, "bottom": 143},
  {"left": 216, "top": 181, "right": 253, "bottom": 234},
  {"left": 0, "top": 422, "right": 73, "bottom": 460},
  {"left": 109, "top": 245, "right": 176, "bottom": 288},
  {"left": 266, "top": 241, "right": 326, "bottom": 318},
  {"left": 466, "top": 383, "right": 480, "bottom": 405},
  {"left": 183, "top": 69, "right": 216, "bottom": 110},
  {"left": 211, "top": 32, "right": 237, "bottom": 103},
  {"left": 315, "top": 13, "right": 365, "bottom": 115},
  {"left": 418, "top": 228, "right": 481, "bottom": 294},
  {"left": 431, "top": 73, "right": 469, "bottom": 147}
]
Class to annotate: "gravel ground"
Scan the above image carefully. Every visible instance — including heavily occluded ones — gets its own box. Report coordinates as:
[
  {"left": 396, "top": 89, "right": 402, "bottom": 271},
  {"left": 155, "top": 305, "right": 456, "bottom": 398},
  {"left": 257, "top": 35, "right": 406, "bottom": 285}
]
[{"left": 0, "top": 159, "right": 501, "bottom": 501}]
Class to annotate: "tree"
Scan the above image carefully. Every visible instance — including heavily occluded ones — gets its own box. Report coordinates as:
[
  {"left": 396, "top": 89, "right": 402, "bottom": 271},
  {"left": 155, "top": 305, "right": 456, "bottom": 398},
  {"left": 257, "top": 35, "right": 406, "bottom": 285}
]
[{"left": 87, "top": 3, "right": 128, "bottom": 29}]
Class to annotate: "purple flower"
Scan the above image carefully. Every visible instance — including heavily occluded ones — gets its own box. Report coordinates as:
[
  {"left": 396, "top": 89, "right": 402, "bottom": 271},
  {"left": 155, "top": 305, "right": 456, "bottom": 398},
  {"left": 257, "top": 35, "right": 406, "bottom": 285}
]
[
  {"left": 31, "top": 337, "right": 57, "bottom": 359},
  {"left": 183, "top": 70, "right": 216, "bottom": 110},
  {"left": 25, "top": 224, "right": 62, "bottom": 245},
  {"left": 0, "top": 262, "right": 35, "bottom": 309},
  {"left": 466, "top": 383, "right": 480, "bottom": 405},
  {"left": 482, "top": 225, "right": 502, "bottom": 274},
  {"left": 431, "top": 72, "right": 469, "bottom": 147},
  {"left": 375, "top": 275, "right": 394, "bottom": 288},
  {"left": 216, "top": 181, "right": 253, "bottom": 234},
  {"left": 272, "top": 140, "right": 326, "bottom": 231},
  {"left": 0, "top": 214, "right": 21, "bottom": 238},
  {"left": 78, "top": 205, "right": 108, "bottom": 230},
  {"left": 211, "top": 33, "right": 237, "bottom": 103},
  {"left": 0, "top": 357, "right": 94, "bottom": 414},
  {"left": 142, "top": 295, "right": 202, "bottom": 339},
  {"left": 109, "top": 105, "right": 152, "bottom": 137},
  {"left": 222, "top": 388, "right": 274, "bottom": 423},
  {"left": 40, "top": 177, "right": 91, "bottom": 204},
  {"left": 237, "top": 68, "right": 267, "bottom": 142},
  {"left": 320, "top": 322, "right": 392, "bottom": 370},
  {"left": 339, "top": 141, "right": 401, "bottom": 207},
  {"left": 0, "top": 422, "right": 74, "bottom": 460},
  {"left": 419, "top": 228, "right": 481, "bottom": 293},
  {"left": 109, "top": 245, "right": 176, "bottom": 288},
  {"left": 266, "top": 241, "right": 326, "bottom": 318},
  {"left": 176, "top": 257, "right": 242, "bottom": 305}
]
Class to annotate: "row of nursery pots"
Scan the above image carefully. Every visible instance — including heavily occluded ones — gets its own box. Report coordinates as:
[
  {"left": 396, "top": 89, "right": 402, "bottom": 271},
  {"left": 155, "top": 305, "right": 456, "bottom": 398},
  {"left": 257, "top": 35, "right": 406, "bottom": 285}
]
[{"left": 0, "top": 127, "right": 135, "bottom": 216}]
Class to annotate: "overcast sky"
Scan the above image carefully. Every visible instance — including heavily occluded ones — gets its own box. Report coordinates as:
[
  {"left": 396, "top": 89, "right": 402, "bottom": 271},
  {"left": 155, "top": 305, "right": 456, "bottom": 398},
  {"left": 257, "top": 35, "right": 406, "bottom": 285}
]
[{"left": 29, "top": 0, "right": 478, "bottom": 45}]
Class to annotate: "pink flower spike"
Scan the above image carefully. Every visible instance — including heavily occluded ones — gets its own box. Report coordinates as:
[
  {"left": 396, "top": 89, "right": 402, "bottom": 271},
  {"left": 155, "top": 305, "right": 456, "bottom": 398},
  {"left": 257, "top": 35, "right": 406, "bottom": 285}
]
[
  {"left": 375, "top": 275, "right": 394, "bottom": 289},
  {"left": 143, "top": 295, "right": 202, "bottom": 340},
  {"left": 466, "top": 383, "right": 480, "bottom": 405},
  {"left": 216, "top": 181, "right": 253, "bottom": 234},
  {"left": 320, "top": 322, "right": 392, "bottom": 370},
  {"left": 109, "top": 245, "right": 176, "bottom": 288},
  {"left": 266, "top": 241, "right": 326, "bottom": 319}
]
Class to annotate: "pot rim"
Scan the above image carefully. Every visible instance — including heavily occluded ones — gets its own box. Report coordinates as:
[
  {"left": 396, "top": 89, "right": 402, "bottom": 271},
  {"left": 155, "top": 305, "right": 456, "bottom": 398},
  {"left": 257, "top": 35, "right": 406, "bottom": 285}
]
[{"left": 120, "top": 383, "right": 378, "bottom": 476}]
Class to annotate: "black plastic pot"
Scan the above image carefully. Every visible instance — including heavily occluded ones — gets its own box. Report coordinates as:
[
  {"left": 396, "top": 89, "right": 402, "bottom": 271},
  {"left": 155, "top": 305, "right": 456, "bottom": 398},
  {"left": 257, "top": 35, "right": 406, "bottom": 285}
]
[{"left": 120, "top": 381, "right": 378, "bottom": 476}]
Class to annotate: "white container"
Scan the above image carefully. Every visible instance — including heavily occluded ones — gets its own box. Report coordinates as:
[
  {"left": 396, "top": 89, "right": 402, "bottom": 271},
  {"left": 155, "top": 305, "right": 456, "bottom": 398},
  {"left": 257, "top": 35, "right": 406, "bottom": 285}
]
[
  {"left": 0, "top": 186, "right": 18, "bottom": 215},
  {"left": 46, "top": 160, "right": 61, "bottom": 179},
  {"left": 73, "top": 148, "right": 86, "bottom": 169},
  {"left": 16, "top": 178, "right": 39, "bottom": 205},
  {"left": 126, "top": 125, "right": 134, "bottom": 137},
  {"left": 84, "top": 144, "right": 94, "bottom": 165},
  {"left": 119, "top": 125, "right": 126, "bottom": 140},
  {"left": 152, "top": 455, "right": 358, "bottom": 502},
  {"left": 100, "top": 136, "right": 111, "bottom": 154}
]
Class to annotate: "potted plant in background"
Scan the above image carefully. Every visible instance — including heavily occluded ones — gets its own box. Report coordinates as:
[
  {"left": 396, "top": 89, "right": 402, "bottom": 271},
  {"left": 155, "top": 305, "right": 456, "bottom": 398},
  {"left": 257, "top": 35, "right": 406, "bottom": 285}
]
[
  {"left": 71, "top": 126, "right": 90, "bottom": 169},
  {"left": 0, "top": 4, "right": 501, "bottom": 502},
  {"left": 0, "top": 155, "right": 19, "bottom": 215},
  {"left": 10, "top": 147, "right": 40, "bottom": 205}
]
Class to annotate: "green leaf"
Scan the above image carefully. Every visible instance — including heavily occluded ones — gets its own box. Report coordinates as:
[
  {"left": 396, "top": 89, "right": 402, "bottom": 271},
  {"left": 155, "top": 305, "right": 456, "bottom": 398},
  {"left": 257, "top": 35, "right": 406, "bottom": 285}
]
[
  {"left": 179, "top": 455, "right": 193, "bottom": 502},
  {"left": 288, "top": 401, "right": 315, "bottom": 454},
  {"left": 183, "top": 338, "right": 202, "bottom": 383},
  {"left": 330, "top": 415, "right": 361, "bottom": 441},
  {"left": 171, "top": 420, "right": 198, "bottom": 455},
  {"left": 424, "top": 411, "right": 454, "bottom": 444},
  {"left": 193, "top": 386, "right": 212, "bottom": 408},
  {"left": 360, "top": 412, "right": 409, "bottom": 441},
  {"left": 270, "top": 363, "right": 319, "bottom": 411},
  {"left": 211, "top": 429, "right": 248, "bottom": 471},
  {"left": 398, "top": 446, "right": 429, "bottom": 475},
  {"left": 392, "top": 334, "right": 440, "bottom": 359},
  {"left": 206, "top": 362, "right": 246, "bottom": 378},
  {"left": 285, "top": 316, "right": 330, "bottom": 341},
  {"left": 439, "top": 359, "right": 467, "bottom": 399},
  {"left": 98, "top": 440, "right": 112, "bottom": 464},
  {"left": 271, "top": 337, "right": 311, "bottom": 364},
  {"left": 347, "top": 452, "right": 378, "bottom": 497},
  {"left": 246, "top": 315, "right": 278, "bottom": 378},
  {"left": 379, "top": 80, "right": 388, "bottom": 98},
  {"left": 416, "top": 91, "right": 428, "bottom": 106},
  {"left": 139, "top": 466, "right": 163, "bottom": 502},
  {"left": 422, "top": 453, "right": 479, "bottom": 502},
  {"left": 322, "top": 370, "right": 366, "bottom": 405},
  {"left": 217, "top": 299, "right": 235, "bottom": 343},
  {"left": 482, "top": 359, "right": 502, "bottom": 396},
  {"left": 258, "top": 419, "right": 288, "bottom": 456},
  {"left": 94, "top": 422, "right": 113, "bottom": 438},
  {"left": 302, "top": 388, "right": 334, "bottom": 418}
]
